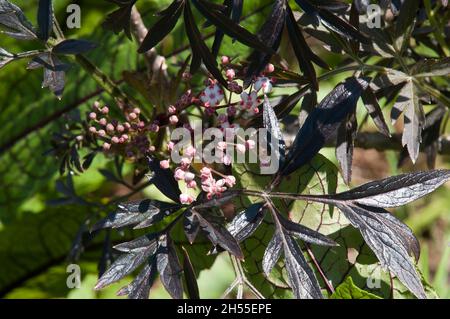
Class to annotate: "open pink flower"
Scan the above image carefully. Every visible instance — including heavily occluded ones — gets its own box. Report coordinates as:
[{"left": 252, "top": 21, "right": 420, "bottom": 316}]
[
  {"left": 254, "top": 76, "right": 273, "bottom": 93},
  {"left": 200, "top": 82, "right": 224, "bottom": 107}
]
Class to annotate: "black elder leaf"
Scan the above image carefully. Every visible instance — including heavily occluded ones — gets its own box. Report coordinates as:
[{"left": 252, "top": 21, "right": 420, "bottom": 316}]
[
  {"left": 95, "top": 244, "right": 156, "bottom": 290},
  {"left": 263, "top": 95, "right": 286, "bottom": 169},
  {"left": 192, "top": 0, "right": 274, "bottom": 56},
  {"left": 0, "top": 0, "right": 37, "bottom": 40},
  {"left": 102, "top": 0, "right": 137, "bottom": 39},
  {"left": 183, "top": 1, "right": 227, "bottom": 86},
  {"left": 37, "top": 0, "right": 52, "bottom": 41},
  {"left": 262, "top": 232, "right": 283, "bottom": 277},
  {"left": 336, "top": 112, "right": 357, "bottom": 184},
  {"left": 113, "top": 233, "right": 159, "bottom": 253},
  {"left": 182, "top": 247, "right": 200, "bottom": 299},
  {"left": 286, "top": 4, "right": 325, "bottom": 90},
  {"left": 193, "top": 210, "right": 244, "bottom": 259},
  {"left": 42, "top": 55, "right": 65, "bottom": 98},
  {"left": 0, "top": 47, "right": 14, "bottom": 69},
  {"left": 117, "top": 258, "right": 158, "bottom": 299},
  {"left": 98, "top": 231, "right": 113, "bottom": 278},
  {"left": 281, "top": 77, "right": 369, "bottom": 176},
  {"left": 138, "top": 0, "right": 184, "bottom": 53},
  {"left": 53, "top": 39, "right": 98, "bottom": 55},
  {"left": 148, "top": 156, "right": 182, "bottom": 203},
  {"left": 211, "top": 0, "right": 243, "bottom": 56},
  {"left": 278, "top": 213, "right": 337, "bottom": 247},
  {"left": 227, "top": 202, "right": 266, "bottom": 242},
  {"left": 329, "top": 169, "right": 450, "bottom": 208},
  {"left": 244, "top": 0, "right": 285, "bottom": 84},
  {"left": 336, "top": 203, "right": 426, "bottom": 299},
  {"left": 283, "top": 234, "right": 323, "bottom": 299},
  {"left": 184, "top": 210, "right": 200, "bottom": 244},
  {"left": 361, "top": 86, "right": 390, "bottom": 137},
  {"left": 193, "top": 190, "right": 241, "bottom": 209},
  {"left": 395, "top": 0, "right": 419, "bottom": 37},
  {"left": 295, "top": 0, "right": 370, "bottom": 44},
  {"left": 156, "top": 234, "right": 183, "bottom": 299},
  {"left": 398, "top": 106, "right": 447, "bottom": 169},
  {"left": 91, "top": 199, "right": 179, "bottom": 231}
]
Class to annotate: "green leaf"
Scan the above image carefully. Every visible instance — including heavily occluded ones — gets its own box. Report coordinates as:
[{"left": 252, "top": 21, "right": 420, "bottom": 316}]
[{"left": 331, "top": 277, "right": 381, "bottom": 299}]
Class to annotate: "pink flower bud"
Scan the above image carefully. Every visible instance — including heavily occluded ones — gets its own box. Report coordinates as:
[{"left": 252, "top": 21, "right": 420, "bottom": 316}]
[
  {"left": 160, "top": 160, "right": 170, "bottom": 169},
  {"left": 186, "top": 180, "right": 197, "bottom": 189},
  {"left": 96, "top": 129, "right": 105, "bottom": 137},
  {"left": 168, "top": 141, "right": 175, "bottom": 151},
  {"left": 99, "top": 118, "right": 107, "bottom": 126},
  {"left": 222, "top": 154, "right": 232, "bottom": 165},
  {"left": 111, "top": 136, "right": 120, "bottom": 144},
  {"left": 121, "top": 134, "right": 129, "bottom": 141},
  {"left": 149, "top": 123, "right": 159, "bottom": 132},
  {"left": 149, "top": 145, "right": 156, "bottom": 152},
  {"left": 224, "top": 175, "right": 236, "bottom": 187},
  {"left": 128, "top": 112, "right": 137, "bottom": 120},
  {"left": 226, "top": 69, "right": 235, "bottom": 80},
  {"left": 180, "top": 193, "right": 194, "bottom": 204},
  {"left": 184, "top": 172, "right": 195, "bottom": 182},
  {"left": 133, "top": 108, "right": 141, "bottom": 114},
  {"left": 89, "top": 112, "right": 97, "bottom": 120},
  {"left": 174, "top": 168, "right": 186, "bottom": 181},
  {"left": 76, "top": 135, "right": 83, "bottom": 141},
  {"left": 221, "top": 56, "right": 230, "bottom": 65},
  {"left": 93, "top": 101, "right": 100, "bottom": 109},
  {"left": 138, "top": 121, "right": 145, "bottom": 129},
  {"left": 101, "top": 106, "right": 109, "bottom": 114},
  {"left": 200, "top": 167, "right": 211, "bottom": 178},
  {"left": 168, "top": 105, "right": 177, "bottom": 114},
  {"left": 115, "top": 124, "right": 124, "bottom": 132},
  {"left": 265, "top": 63, "right": 275, "bottom": 73},
  {"left": 102, "top": 142, "right": 111, "bottom": 151},
  {"left": 180, "top": 157, "right": 191, "bottom": 169},
  {"left": 106, "top": 123, "right": 115, "bottom": 132},
  {"left": 89, "top": 126, "right": 97, "bottom": 134},
  {"left": 169, "top": 115, "right": 179, "bottom": 125}
]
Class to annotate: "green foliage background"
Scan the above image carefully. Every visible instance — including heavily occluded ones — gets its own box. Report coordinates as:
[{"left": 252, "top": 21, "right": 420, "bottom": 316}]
[{"left": 0, "top": 0, "right": 448, "bottom": 299}]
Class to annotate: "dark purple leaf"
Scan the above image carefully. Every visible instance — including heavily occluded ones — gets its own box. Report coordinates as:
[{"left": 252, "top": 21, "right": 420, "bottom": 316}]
[
  {"left": 138, "top": 0, "right": 184, "bottom": 53},
  {"left": 263, "top": 95, "right": 286, "bottom": 169},
  {"left": 193, "top": 210, "right": 244, "bottom": 259},
  {"left": 244, "top": 0, "right": 285, "bottom": 84},
  {"left": 91, "top": 199, "right": 179, "bottom": 232},
  {"left": 284, "top": 234, "right": 323, "bottom": 299},
  {"left": 117, "top": 258, "right": 157, "bottom": 299},
  {"left": 156, "top": 235, "right": 183, "bottom": 299},
  {"left": 53, "top": 39, "right": 97, "bottom": 55},
  {"left": 193, "top": 190, "right": 241, "bottom": 209},
  {"left": 281, "top": 77, "right": 369, "bottom": 176},
  {"left": 37, "top": 0, "right": 52, "bottom": 41},
  {"left": 0, "top": 0, "right": 36, "bottom": 40},
  {"left": 184, "top": 210, "right": 200, "bottom": 244},
  {"left": 361, "top": 87, "right": 390, "bottom": 137},
  {"left": 103, "top": 0, "right": 137, "bottom": 39},
  {"left": 193, "top": 0, "right": 274, "bottom": 55},
  {"left": 113, "top": 233, "right": 159, "bottom": 253},
  {"left": 327, "top": 170, "right": 450, "bottom": 208},
  {"left": 95, "top": 244, "right": 156, "bottom": 290},
  {"left": 395, "top": 0, "right": 419, "bottom": 37},
  {"left": 227, "top": 202, "right": 266, "bottom": 242},
  {"left": 148, "top": 156, "right": 182, "bottom": 203},
  {"left": 336, "top": 112, "right": 357, "bottom": 184},
  {"left": 295, "top": 0, "right": 370, "bottom": 44},
  {"left": 336, "top": 203, "right": 426, "bottom": 299},
  {"left": 211, "top": 0, "right": 243, "bottom": 56},
  {"left": 182, "top": 246, "right": 200, "bottom": 299},
  {"left": 262, "top": 232, "right": 283, "bottom": 276},
  {"left": 184, "top": 1, "right": 227, "bottom": 86}
]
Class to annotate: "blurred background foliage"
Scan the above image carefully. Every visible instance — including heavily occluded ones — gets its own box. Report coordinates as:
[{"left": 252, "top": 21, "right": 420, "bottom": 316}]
[{"left": 0, "top": 0, "right": 448, "bottom": 299}]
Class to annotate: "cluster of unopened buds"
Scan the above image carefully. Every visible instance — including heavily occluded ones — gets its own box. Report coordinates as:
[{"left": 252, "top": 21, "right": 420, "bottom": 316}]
[
  {"left": 159, "top": 144, "right": 237, "bottom": 204},
  {"left": 86, "top": 102, "right": 154, "bottom": 159}
]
